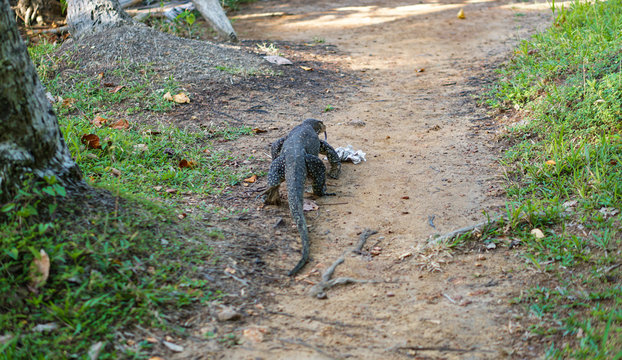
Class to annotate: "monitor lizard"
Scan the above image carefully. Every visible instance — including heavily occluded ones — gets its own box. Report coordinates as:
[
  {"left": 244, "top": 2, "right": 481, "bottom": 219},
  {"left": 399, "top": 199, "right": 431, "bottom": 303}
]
[{"left": 261, "top": 118, "right": 341, "bottom": 276}]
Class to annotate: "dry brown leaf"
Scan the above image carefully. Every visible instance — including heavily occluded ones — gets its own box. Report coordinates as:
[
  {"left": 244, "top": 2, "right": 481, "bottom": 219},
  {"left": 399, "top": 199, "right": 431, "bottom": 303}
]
[
  {"left": 178, "top": 213, "right": 187, "bottom": 219},
  {"left": 90, "top": 116, "right": 108, "bottom": 128},
  {"left": 163, "top": 91, "right": 174, "bottom": 101},
  {"left": 109, "top": 167, "right": 121, "bottom": 177},
  {"left": 62, "top": 98, "right": 76, "bottom": 108},
  {"left": 545, "top": 160, "right": 556, "bottom": 166},
  {"left": 109, "top": 119, "right": 130, "bottom": 130},
  {"left": 97, "top": 72, "right": 104, "bottom": 80},
  {"left": 416, "top": 68, "right": 425, "bottom": 73},
  {"left": 28, "top": 249, "right": 50, "bottom": 291},
  {"left": 102, "top": 82, "right": 115, "bottom": 87},
  {"left": 242, "top": 326, "right": 268, "bottom": 344},
  {"left": 179, "top": 159, "right": 197, "bottom": 169},
  {"left": 244, "top": 174, "right": 258, "bottom": 183},
  {"left": 300, "top": 66, "right": 313, "bottom": 71},
  {"left": 165, "top": 188, "right": 177, "bottom": 194},
  {"left": 457, "top": 8, "right": 465, "bottom": 19},
  {"left": 224, "top": 267, "right": 236, "bottom": 274},
  {"left": 110, "top": 85, "right": 125, "bottom": 93},
  {"left": 173, "top": 93, "right": 190, "bottom": 104},
  {"left": 81, "top": 134, "right": 102, "bottom": 149},
  {"left": 252, "top": 128, "right": 268, "bottom": 134},
  {"left": 146, "top": 337, "right": 158, "bottom": 344}
]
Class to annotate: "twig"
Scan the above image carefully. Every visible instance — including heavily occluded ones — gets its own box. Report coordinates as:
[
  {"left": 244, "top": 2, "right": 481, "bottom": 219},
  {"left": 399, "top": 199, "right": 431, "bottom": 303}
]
[
  {"left": 279, "top": 338, "right": 337, "bottom": 359},
  {"left": 396, "top": 345, "right": 475, "bottom": 352},
  {"left": 224, "top": 271, "right": 248, "bottom": 286},
  {"left": 309, "top": 229, "right": 378, "bottom": 298},
  {"left": 28, "top": 26, "right": 69, "bottom": 34},
  {"left": 427, "top": 216, "right": 504, "bottom": 246},
  {"left": 442, "top": 293, "right": 456, "bottom": 304},
  {"left": 317, "top": 202, "right": 349, "bottom": 206}
]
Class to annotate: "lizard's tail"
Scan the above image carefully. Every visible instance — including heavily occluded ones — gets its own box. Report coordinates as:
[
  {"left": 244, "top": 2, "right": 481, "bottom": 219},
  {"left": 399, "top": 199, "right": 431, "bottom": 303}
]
[
  {"left": 287, "top": 196, "right": 310, "bottom": 276},
  {"left": 286, "top": 164, "right": 310, "bottom": 276}
]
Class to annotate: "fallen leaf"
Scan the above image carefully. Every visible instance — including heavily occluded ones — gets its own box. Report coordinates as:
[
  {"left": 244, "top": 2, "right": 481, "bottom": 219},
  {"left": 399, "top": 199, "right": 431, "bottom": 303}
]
[
  {"left": 81, "top": 134, "right": 102, "bottom": 149},
  {"left": 146, "top": 337, "right": 158, "bottom": 344},
  {"left": 134, "top": 144, "right": 148, "bottom": 152},
  {"left": 28, "top": 249, "right": 50, "bottom": 291},
  {"left": 102, "top": 82, "right": 115, "bottom": 87},
  {"left": 530, "top": 228, "right": 545, "bottom": 239},
  {"left": 303, "top": 199, "right": 319, "bottom": 211},
  {"left": 165, "top": 188, "right": 177, "bottom": 194},
  {"left": 62, "top": 98, "right": 77, "bottom": 108},
  {"left": 148, "top": 357, "right": 165, "bottom": 360},
  {"left": 153, "top": 186, "right": 163, "bottom": 191},
  {"left": 97, "top": 72, "right": 104, "bottom": 80},
  {"left": 179, "top": 159, "right": 197, "bottom": 169},
  {"left": 244, "top": 174, "right": 258, "bottom": 183},
  {"left": 203, "top": 148, "right": 211, "bottom": 154},
  {"left": 32, "top": 323, "right": 58, "bottom": 332},
  {"left": 110, "top": 85, "right": 125, "bottom": 93},
  {"left": 90, "top": 116, "right": 108, "bottom": 128},
  {"left": 163, "top": 91, "right": 174, "bottom": 101},
  {"left": 109, "top": 119, "right": 130, "bottom": 130},
  {"left": 88, "top": 341, "right": 104, "bottom": 360},
  {"left": 173, "top": 93, "right": 190, "bottom": 104},
  {"left": 162, "top": 340, "right": 183, "bottom": 352},
  {"left": 109, "top": 168, "right": 121, "bottom": 177},
  {"left": 457, "top": 8, "right": 465, "bottom": 19},
  {"left": 242, "top": 326, "right": 268, "bottom": 344},
  {"left": 545, "top": 160, "right": 556, "bottom": 166},
  {"left": 224, "top": 267, "right": 236, "bottom": 274},
  {"left": 401, "top": 196, "right": 410, "bottom": 200},
  {"left": 264, "top": 55, "right": 293, "bottom": 65},
  {"left": 178, "top": 213, "right": 186, "bottom": 220},
  {"left": 300, "top": 66, "right": 313, "bottom": 71},
  {"left": 398, "top": 252, "right": 412, "bottom": 260},
  {"left": 252, "top": 128, "right": 268, "bottom": 134},
  {"left": 416, "top": 68, "right": 425, "bottom": 72}
]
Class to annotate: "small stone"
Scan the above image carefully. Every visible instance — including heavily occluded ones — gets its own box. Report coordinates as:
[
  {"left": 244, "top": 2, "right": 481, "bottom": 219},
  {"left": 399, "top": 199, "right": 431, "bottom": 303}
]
[{"left": 217, "top": 307, "right": 241, "bottom": 322}]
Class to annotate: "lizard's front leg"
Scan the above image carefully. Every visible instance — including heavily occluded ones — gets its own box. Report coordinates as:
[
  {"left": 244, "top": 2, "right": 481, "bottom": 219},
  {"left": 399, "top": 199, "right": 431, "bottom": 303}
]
[
  {"left": 305, "top": 154, "right": 335, "bottom": 196},
  {"left": 319, "top": 140, "right": 341, "bottom": 179}
]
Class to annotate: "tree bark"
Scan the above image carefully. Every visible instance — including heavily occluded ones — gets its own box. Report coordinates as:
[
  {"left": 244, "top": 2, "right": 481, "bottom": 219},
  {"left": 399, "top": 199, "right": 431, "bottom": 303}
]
[
  {"left": 192, "top": 0, "right": 237, "bottom": 42},
  {"left": 0, "top": 0, "right": 82, "bottom": 203},
  {"left": 66, "top": 0, "right": 134, "bottom": 39}
]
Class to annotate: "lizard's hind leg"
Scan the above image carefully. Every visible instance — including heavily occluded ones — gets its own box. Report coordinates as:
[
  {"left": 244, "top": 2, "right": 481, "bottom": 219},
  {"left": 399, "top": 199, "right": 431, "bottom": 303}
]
[
  {"left": 262, "top": 156, "right": 286, "bottom": 205},
  {"left": 305, "top": 154, "right": 335, "bottom": 196}
]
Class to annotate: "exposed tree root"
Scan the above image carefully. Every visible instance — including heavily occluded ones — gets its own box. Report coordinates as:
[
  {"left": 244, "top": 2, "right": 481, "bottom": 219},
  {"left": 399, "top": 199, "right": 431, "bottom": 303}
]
[{"left": 426, "top": 216, "right": 504, "bottom": 246}]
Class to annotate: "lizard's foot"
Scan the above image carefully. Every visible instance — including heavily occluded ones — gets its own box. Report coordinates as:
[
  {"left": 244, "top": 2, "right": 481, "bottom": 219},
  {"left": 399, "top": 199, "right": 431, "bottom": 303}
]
[
  {"left": 328, "top": 164, "right": 341, "bottom": 179},
  {"left": 260, "top": 186, "right": 282, "bottom": 205}
]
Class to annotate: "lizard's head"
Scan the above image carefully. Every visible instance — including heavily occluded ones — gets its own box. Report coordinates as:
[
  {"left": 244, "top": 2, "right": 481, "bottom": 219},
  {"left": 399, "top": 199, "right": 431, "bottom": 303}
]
[{"left": 303, "top": 118, "right": 327, "bottom": 140}]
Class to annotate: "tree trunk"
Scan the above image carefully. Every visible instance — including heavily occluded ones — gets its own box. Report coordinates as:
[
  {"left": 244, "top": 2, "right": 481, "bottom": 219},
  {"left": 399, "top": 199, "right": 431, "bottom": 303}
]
[
  {"left": 192, "top": 0, "right": 237, "bottom": 42},
  {"left": 0, "top": 0, "right": 82, "bottom": 203},
  {"left": 66, "top": 0, "right": 134, "bottom": 39}
]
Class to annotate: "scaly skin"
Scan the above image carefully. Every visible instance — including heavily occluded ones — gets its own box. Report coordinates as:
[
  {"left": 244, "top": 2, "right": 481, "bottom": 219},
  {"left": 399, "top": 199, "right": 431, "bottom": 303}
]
[{"left": 263, "top": 118, "right": 341, "bottom": 276}]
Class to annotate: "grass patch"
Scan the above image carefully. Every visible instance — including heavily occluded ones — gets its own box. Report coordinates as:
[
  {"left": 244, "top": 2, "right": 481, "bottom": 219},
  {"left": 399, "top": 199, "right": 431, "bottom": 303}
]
[
  {"left": 0, "top": 39, "right": 255, "bottom": 358},
  {"left": 483, "top": 0, "right": 622, "bottom": 358},
  {"left": 0, "top": 178, "right": 221, "bottom": 358},
  {"left": 31, "top": 40, "right": 254, "bottom": 200}
]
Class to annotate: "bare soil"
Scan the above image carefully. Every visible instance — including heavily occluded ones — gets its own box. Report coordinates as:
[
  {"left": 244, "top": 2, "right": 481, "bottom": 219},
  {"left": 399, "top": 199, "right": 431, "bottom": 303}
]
[{"left": 170, "top": 0, "right": 557, "bottom": 359}]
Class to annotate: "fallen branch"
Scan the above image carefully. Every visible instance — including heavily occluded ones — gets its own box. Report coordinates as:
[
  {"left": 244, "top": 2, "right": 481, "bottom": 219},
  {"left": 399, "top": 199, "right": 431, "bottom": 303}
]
[
  {"left": 427, "top": 216, "right": 504, "bottom": 246},
  {"left": 27, "top": 26, "right": 69, "bottom": 34},
  {"left": 309, "top": 229, "right": 378, "bottom": 298}
]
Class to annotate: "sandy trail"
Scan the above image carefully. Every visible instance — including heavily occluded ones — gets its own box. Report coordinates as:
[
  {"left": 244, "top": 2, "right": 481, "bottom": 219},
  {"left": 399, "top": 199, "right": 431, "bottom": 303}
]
[{"left": 201, "top": 1, "right": 552, "bottom": 358}]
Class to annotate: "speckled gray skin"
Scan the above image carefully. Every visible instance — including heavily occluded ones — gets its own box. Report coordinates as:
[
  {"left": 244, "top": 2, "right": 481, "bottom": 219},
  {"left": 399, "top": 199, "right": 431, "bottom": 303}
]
[{"left": 263, "top": 119, "right": 341, "bottom": 276}]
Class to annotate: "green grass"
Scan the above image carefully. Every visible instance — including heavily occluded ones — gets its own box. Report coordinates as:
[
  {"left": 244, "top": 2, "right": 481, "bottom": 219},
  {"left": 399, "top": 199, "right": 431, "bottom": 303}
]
[
  {"left": 483, "top": 0, "right": 622, "bottom": 358},
  {"left": 30, "top": 41, "right": 255, "bottom": 200},
  {"left": 0, "top": 40, "right": 255, "bottom": 358}
]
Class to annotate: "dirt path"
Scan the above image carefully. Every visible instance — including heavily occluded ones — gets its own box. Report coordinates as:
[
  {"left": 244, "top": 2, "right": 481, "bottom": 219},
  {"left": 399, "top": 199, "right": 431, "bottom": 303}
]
[{"left": 197, "top": 1, "right": 553, "bottom": 358}]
